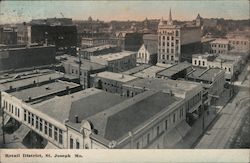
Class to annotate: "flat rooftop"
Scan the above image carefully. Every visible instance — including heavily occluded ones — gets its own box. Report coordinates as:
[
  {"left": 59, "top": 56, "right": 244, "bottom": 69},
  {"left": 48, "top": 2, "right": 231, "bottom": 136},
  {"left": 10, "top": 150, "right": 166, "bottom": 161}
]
[
  {"left": 217, "top": 54, "right": 242, "bottom": 61},
  {"left": 91, "top": 51, "right": 136, "bottom": 61},
  {"left": 187, "top": 67, "right": 223, "bottom": 82},
  {"left": 10, "top": 80, "right": 79, "bottom": 102},
  {"left": 133, "top": 66, "right": 166, "bottom": 78},
  {"left": 60, "top": 55, "right": 106, "bottom": 71},
  {"left": 211, "top": 39, "right": 229, "bottom": 44},
  {"left": 122, "top": 64, "right": 151, "bottom": 75},
  {"left": 124, "top": 78, "right": 201, "bottom": 98},
  {"left": 87, "top": 90, "right": 180, "bottom": 141},
  {"left": 157, "top": 61, "right": 192, "bottom": 77},
  {"left": 0, "top": 71, "right": 64, "bottom": 91},
  {"left": 33, "top": 88, "right": 126, "bottom": 124},
  {"left": 0, "top": 69, "right": 54, "bottom": 83},
  {"left": 92, "top": 71, "right": 138, "bottom": 83},
  {"left": 143, "top": 34, "right": 157, "bottom": 40},
  {"left": 81, "top": 45, "right": 117, "bottom": 53},
  {"left": 192, "top": 53, "right": 218, "bottom": 62},
  {"left": 0, "top": 45, "right": 55, "bottom": 51}
]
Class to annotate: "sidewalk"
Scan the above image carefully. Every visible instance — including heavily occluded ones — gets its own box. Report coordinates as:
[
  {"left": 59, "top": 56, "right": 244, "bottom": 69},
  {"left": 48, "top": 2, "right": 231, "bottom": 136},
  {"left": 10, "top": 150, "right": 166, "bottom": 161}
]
[
  {"left": 195, "top": 88, "right": 249, "bottom": 148},
  {"left": 174, "top": 89, "right": 231, "bottom": 149}
]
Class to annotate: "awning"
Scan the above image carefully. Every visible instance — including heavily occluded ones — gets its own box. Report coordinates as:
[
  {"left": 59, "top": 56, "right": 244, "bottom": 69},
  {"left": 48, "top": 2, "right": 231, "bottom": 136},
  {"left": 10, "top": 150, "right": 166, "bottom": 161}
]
[
  {"left": 14, "top": 124, "right": 31, "bottom": 141},
  {"left": 45, "top": 141, "right": 59, "bottom": 149}
]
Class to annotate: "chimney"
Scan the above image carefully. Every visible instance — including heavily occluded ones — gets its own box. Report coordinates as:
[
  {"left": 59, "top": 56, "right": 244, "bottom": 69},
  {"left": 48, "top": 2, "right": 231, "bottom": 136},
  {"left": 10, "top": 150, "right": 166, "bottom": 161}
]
[
  {"left": 66, "top": 86, "right": 70, "bottom": 94},
  {"left": 75, "top": 115, "right": 79, "bottom": 123}
]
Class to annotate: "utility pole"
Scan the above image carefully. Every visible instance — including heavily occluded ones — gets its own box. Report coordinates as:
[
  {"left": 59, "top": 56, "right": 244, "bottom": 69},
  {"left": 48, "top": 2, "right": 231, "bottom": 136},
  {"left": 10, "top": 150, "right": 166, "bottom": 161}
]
[{"left": 77, "top": 47, "right": 82, "bottom": 88}]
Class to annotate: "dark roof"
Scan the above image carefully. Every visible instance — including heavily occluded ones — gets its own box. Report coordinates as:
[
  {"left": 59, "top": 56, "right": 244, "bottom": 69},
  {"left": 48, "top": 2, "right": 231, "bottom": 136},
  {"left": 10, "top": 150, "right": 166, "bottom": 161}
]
[
  {"left": 88, "top": 91, "right": 180, "bottom": 141},
  {"left": 122, "top": 64, "right": 151, "bottom": 75},
  {"left": 69, "top": 91, "right": 125, "bottom": 123},
  {"left": 157, "top": 61, "right": 192, "bottom": 77},
  {"left": 187, "top": 67, "right": 223, "bottom": 82},
  {"left": 143, "top": 34, "right": 157, "bottom": 41},
  {"left": 33, "top": 88, "right": 125, "bottom": 124}
]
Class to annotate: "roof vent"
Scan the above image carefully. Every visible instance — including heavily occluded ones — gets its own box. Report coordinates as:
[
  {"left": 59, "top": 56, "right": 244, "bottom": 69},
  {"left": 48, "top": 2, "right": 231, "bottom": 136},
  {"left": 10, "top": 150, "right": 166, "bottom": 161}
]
[
  {"left": 75, "top": 115, "right": 79, "bottom": 123},
  {"left": 45, "top": 86, "right": 50, "bottom": 90}
]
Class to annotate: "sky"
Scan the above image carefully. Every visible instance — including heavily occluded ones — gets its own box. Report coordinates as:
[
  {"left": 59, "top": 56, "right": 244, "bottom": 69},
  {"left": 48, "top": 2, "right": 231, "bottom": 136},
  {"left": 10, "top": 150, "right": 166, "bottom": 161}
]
[{"left": 0, "top": 1, "right": 249, "bottom": 24}]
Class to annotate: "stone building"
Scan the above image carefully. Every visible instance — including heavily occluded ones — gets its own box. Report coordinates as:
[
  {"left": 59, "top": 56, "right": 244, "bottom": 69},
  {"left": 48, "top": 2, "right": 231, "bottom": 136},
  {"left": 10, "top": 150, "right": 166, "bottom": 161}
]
[
  {"left": 90, "top": 51, "right": 137, "bottom": 72},
  {"left": 158, "top": 10, "right": 201, "bottom": 64}
]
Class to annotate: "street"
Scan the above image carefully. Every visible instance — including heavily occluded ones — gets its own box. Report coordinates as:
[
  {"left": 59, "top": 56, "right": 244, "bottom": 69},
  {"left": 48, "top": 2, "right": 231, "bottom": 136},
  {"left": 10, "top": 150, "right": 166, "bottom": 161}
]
[{"left": 195, "top": 62, "right": 250, "bottom": 149}]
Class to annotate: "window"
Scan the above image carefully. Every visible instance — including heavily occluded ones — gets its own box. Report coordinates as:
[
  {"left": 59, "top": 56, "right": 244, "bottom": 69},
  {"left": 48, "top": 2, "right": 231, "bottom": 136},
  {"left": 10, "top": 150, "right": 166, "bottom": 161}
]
[
  {"left": 171, "top": 56, "right": 174, "bottom": 61},
  {"left": 162, "top": 36, "right": 165, "bottom": 40},
  {"left": 198, "top": 60, "right": 201, "bottom": 66},
  {"left": 167, "top": 55, "right": 169, "bottom": 60},
  {"left": 171, "top": 49, "right": 174, "bottom": 54},
  {"left": 11, "top": 105, "right": 13, "bottom": 113},
  {"left": 76, "top": 140, "right": 80, "bottom": 149},
  {"left": 17, "top": 109, "right": 20, "bottom": 117},
  {"left": 31, "top": 114, "right": 34, "bottom": 126},
  {"left": 28, "top": 112, "right": 31, "bottom": 124},
  {"left": 70, "top": 138, "right": 74, "bottom": 149},
  {"left": 54, "top": 127, "right": 58, "bottom": 141},
  {"left": 165, "top": 120, "right": 168, "bottom": 130},
  {"left": 44, "top": 122, "right": 48, "bottom": 135},
  {"left": 49, "top": 124, "right": 52, "bottom": 137},
  {"left": 36, "top": 117, "right": 39, "bottom": 129},
  {"left": 147, "top": 133, "right": 150, "bottom": 144},
  {"left": 59, "top": 129, "right": 63, "bottom": 144},
  {"left": 157, "top": 126, "right": 160, "bottom": 136},
  {"left": 194, "top": 60, "right": 197, "bottom": 65},
  {"left": 202, "top": 61, "right": 205, "bottom": 66},
  {"left": 39, "top": 118, "right": 43, "bottom": 132},
  {"left": 176, "top": 31, "right": 179, "bottom": 36},
  {"left": 228, "top": 68, "right": 231, "bottom": 72},
  {"left": 24, "top": 110, "right": 27, "bottom": 121},
  {"left": 167, "top": 36, "right": 169, "bottom": 40},
  {"left": 173, "top": 113, "right": 176, "bottom": 123},
  {"left": 15, "top": 107, "right": 17, "bottom": 116},
  {"left": 171, "top": 42, "right": 174, "bottom": 47}
]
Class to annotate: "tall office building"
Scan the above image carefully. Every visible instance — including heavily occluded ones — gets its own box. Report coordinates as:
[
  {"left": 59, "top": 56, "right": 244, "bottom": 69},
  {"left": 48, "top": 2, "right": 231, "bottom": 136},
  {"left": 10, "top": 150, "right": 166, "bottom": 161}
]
[{"left": 158, "top": 9, "right": 201, "bottom": 64}]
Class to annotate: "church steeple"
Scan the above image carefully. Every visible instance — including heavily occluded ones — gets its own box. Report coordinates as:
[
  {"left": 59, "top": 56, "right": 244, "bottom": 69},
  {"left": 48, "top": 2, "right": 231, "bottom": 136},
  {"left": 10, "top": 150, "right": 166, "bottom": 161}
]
[
  {"left": 158, "top": 17, "right": 166, "bottom": 26},
  {"left": 167, "top": 8, "right": 173, "bottom": 25}
]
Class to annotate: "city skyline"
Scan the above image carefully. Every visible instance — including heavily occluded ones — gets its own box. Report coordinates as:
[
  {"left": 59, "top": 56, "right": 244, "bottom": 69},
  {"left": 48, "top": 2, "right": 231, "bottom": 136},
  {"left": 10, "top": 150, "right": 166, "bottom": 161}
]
[{"left": 0, "top": 1, "right": 249, "bottom": 24}]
